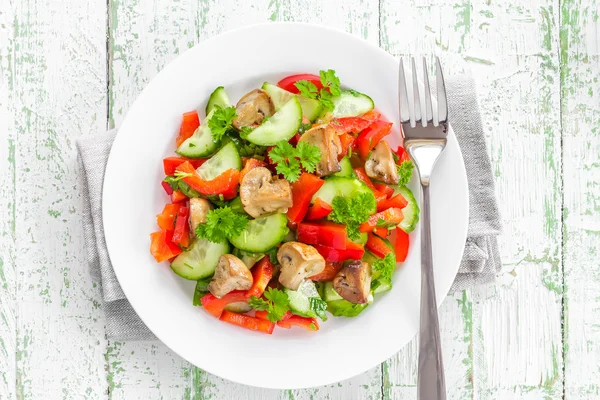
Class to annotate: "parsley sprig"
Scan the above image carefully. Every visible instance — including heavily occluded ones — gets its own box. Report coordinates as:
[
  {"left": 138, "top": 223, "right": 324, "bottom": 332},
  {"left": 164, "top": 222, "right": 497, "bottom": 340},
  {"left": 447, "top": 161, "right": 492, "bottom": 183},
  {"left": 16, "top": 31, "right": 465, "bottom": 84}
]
[
  {"left": 372, "top": 253, "right": 396, "bottom": 285},
  {"left": 295, "top": 69, "right": 342, "bottom": 112},
  {"left": 195, "top": 206, "right": 248, "bottom": 243},
  {"left": 269, "top": 141, "right": 321, "bottom": 182},
  {"left": 397, "top": 160, "right": 414, "bottom": 186},
  {"left": 208, "top": 106, "right": 237, "bottom": 142},
  {"left": 328, "top": 192, "right": 377, "bottom": 240},
  {"left": 248, "top": 287, "right": 290, "bottom": 322}
]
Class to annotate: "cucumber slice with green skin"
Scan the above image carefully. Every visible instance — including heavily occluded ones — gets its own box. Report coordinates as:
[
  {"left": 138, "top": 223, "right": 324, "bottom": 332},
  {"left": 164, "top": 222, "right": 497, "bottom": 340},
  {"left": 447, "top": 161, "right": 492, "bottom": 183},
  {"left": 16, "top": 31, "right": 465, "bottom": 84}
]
[
  {"left": 333, "top": 157, "right": 353, "bottom": 177},
  {"left": 327, "top": 299, "right": 369, "bottom": 317},
  {"left": 244, "top": 97, "right": 302, "bottom": 146},
  {"left": 285, "top": 280, "right": 322, "bottom": 318},
  {"left": 261, "top": 82, "right": 324, "bottom": 122},
  {"left": 330, "top": 91, "right": 375, "bottom": 118},
  {"left": 228, "top": 196, "right": 246, "bottom": 214},
  {"left": 178, "top": 181, "right": 200, "bottom": 198},
  {"left": 205, "top": 86, "right": 230, "bottom": 115},
  {"left": 372, "top": 278, "right": 392, "bottom": 295},
  {"left": 311, "top": 177, "right": 376, "bottom": 214},
  {"left": 176, "top": 109, "right": 220, "bottom": 158},
  {"left": 352, "top": 232, "right": 368, "bottom": 245},
  {"left": 192, "top": 279, "right": 211, "bottom": 306},
  {"left": 322, "top": 281, "right": 342, "bottom": 302},
  {"left": 394, "top": 185, "right": 420, "bottom": 233},
  {"left": 229, "top": 213, "right": 289, "bottom": 253},
  {"left": 196, "top": 142, "right": 242, "bottom": 181},
  {"left": 170, "top": 238, "right": 229, "bottom": 280}
]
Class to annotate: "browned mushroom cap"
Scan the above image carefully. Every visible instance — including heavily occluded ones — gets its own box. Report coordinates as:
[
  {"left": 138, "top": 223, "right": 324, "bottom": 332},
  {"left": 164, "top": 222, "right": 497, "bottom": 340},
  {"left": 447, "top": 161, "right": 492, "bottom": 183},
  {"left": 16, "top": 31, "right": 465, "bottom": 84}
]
[
  {"left": 333, "top": 260, "right": 372, "bottom": 304},
  {"left": 232, "top": 89, "right": 275, "bottom": 130},
  {"left": 188, "top": 198, "right": 213, "bottom": 233},
  {"left": 298, "top": 125, "right": 341, "bottom": 177},
  {"left": 277, "top": 242, "right": 326, "bottom": 290},
  {"left": 365, "top": 141, "right": 399, "bottom": 185},
  {"left": 208, "top": 254, "right": 253, "bottom": 298},
  {"left": 239, "top": 167, "right": 293, "bottom": 218}
]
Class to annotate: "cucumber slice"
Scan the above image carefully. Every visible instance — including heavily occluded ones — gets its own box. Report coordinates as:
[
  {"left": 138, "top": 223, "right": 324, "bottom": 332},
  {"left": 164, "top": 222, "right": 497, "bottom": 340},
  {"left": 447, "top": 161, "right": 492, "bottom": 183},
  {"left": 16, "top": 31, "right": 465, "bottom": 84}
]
[
  {"left": 176, "top": 109, "right": 220, "bottom": 158},
  {"left": 352, "top": 232, "right": 368, "bottom": 245},
  {"left": 170, "top": 238, "right": 229, "bottom": 280},
  {"left": 192, "top": 279, "right": 211, "bottom": 306},
  {"left": 372, "top": 279, "right": 392, "bottom": 295},
  {"left": 206, "top": 86, "right": 230, "bottom": 115},
  {"left": 322, "top": 281, "right": 342, "bottom": 302},
  {"left": 330, "top": 91, "right": 375, "bottom": 118},
  {"left": 311, "top": 177, "right": 376, "bottom": 214},
  {"left": 394, "top": 185, "right": 420, "bottom": 233},
  {"left": 196, "top": 142, "right": 242, "bottom": 181},
  {"left": 333, "top": 157, "right": 353, "bottom": 177},
  {"left": 244, "top": 97, "right": 302, "bottom": 146},
  {"left": 229, "top": 213, "right": 289, "bottom": 253},
  {"left": 285, "top": 280, "right": 322, "bottom": 318},
  {"left": 228, "top": 196, "right": 246, "bottom": 214},
  {"left": 327, "top": 299, "right": 369, "bottom": 317},
  {"left": 261, "top": 82, "right": 323, "bottom": 122}
]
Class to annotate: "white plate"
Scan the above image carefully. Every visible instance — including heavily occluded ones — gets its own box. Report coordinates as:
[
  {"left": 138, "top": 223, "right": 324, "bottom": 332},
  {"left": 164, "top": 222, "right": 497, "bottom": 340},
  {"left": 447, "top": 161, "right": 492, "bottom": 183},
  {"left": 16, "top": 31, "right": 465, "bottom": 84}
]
[{"left": 103, "top": 22, "right": 468, "bottom": 389}]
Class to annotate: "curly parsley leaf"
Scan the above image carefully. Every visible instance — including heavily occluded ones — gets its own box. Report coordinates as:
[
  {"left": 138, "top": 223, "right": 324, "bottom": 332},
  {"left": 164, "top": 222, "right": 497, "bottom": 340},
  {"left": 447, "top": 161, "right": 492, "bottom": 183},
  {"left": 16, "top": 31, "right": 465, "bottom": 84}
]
[
  {"left": 207, "top": 105, "right": 237, "bottom": 142},
  {"left": 295, "top": 142, "right": 321, "bottom": 173},
  {"left": 397, "top": 160, "right": 414, "bottom": 186},
  {"left": 295, "top": 80, "right": 319, "bottom": 100},
  {"left": 319, "top": 69, "right": 342, "bottom": 96},
  {"left": 318, "top": 89, "right": 335, "bottom": 111},
  {"left": 309, "top": 297, "right": 328, "bottom": 322},
  {"left": 372, "top": 253, "right": 396, "bottom": 284},
  {"left": 195, "top": 206, "right": 248, "bottom": 243},
  {"left": 269, "top": 141, "right": 322, "bottom": 182},
  {"left": 328, "top": 192, "right": 377, "bottom": 240},
  {"left": 248, "top": 287, "right": 290, "bottom": 322}
]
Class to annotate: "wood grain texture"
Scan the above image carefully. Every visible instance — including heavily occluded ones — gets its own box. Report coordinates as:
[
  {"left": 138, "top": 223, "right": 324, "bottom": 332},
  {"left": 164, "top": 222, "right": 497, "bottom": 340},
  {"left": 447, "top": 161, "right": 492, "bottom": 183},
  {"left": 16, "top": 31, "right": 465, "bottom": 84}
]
[{"left": 562, "top": 0, "right": 600, "bottom": 398}]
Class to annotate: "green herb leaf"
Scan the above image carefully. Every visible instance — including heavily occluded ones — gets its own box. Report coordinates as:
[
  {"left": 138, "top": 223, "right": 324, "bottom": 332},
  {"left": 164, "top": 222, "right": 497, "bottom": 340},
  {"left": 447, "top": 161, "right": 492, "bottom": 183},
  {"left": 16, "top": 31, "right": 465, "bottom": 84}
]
[
  {"left": 295, "top": 142, "right": 321, "bottom": 173},
  {"left": 328, "top": 192, "right": 377, "bottom": 241},
  {"left": 318, "top": 89, "right": 335, "bottom": 111},
  {"left": 397, "top": 160, "right": 414, "bottom": 186},
  {"left": 195, "top": 206, "right": 249, "bottom": 243},
  {"left": 163, "top": 176, "right": 180, "bottom": 191},
  {"left": 269, "top": 140, "right": 322, "bottom": 182},
  {"left": 309, "top": 297, "right": 328, "bottom": 322},
  {"left": 248, "top": 288, "right": 290, "bottom": 322},
  {"left": 372, "top": 253, "right": 396, "bottom": 284},
  {"left": 298, "top": 122, "right": 313, "bottom": 134},
  {"left": 319, "top": 69, "right": 342, "bottom": 96},
  {"left": 295, "top": 80, "right": 319, "bottom": 99},
  {"left": 265, "top": 247, "right": 279, "bottom": 265},
  {"left": 207, "top": 105, "right": 237, "bottom": 142},
  {"left": 192, "top": 279, "right": 211, "bottom": 306}
]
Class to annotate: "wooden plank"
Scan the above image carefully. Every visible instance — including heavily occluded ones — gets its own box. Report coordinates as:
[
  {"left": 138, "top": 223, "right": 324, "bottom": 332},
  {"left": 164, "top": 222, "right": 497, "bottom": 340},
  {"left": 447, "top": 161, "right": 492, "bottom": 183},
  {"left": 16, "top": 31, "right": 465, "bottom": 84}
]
[
  {"left": 561, "top": 0, "right": 600, "bottom": 397},
  {"left": 7, "top": 0, "right": 109, "bottom": 398},
  {"left": 379, "top": 0, "right": 564, "bottom": 398}
]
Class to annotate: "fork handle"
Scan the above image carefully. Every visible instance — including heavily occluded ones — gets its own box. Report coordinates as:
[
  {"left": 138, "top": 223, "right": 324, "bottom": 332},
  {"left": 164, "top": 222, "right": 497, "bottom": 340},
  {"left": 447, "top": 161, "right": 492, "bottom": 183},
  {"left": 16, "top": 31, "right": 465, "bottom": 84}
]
[{"left": 417, "top": 184, "right": 446, "bottom": 400}]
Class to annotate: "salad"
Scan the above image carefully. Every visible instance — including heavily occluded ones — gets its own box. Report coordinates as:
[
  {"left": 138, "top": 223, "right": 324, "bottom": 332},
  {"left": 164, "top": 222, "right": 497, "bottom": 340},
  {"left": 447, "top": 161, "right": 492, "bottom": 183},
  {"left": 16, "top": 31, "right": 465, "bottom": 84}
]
[{"left": 150, "top": 70, "right": 420, "bottom": 334}]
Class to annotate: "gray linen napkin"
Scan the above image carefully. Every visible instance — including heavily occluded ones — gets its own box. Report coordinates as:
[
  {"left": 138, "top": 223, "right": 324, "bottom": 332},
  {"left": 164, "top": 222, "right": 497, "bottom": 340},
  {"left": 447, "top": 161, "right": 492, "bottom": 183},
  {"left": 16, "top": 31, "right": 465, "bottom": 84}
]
[{"left": 76, "top": 74, "right": 501, "bottom": 340}]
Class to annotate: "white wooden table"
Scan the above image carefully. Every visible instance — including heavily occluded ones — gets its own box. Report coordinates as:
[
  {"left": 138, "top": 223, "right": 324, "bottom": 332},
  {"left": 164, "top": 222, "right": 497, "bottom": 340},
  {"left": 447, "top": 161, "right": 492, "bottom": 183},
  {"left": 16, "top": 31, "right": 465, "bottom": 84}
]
[{"left": 0, "top": 0, "right": 598, "bottom": 398}]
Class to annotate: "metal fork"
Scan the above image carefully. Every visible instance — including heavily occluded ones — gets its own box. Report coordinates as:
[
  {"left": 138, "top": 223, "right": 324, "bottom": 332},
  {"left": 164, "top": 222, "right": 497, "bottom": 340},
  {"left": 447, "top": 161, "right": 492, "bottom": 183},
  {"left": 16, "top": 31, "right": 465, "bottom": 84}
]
[{"left": 399, "top": 57, "right": 448, "bottom": 400}]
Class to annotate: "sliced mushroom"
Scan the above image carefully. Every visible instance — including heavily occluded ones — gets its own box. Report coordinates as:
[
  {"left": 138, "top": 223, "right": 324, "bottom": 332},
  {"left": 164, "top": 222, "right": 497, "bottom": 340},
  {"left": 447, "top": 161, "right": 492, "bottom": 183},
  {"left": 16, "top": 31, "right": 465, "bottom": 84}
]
[
  {"left": 208, "top": 254, "right": 253, "bottom": 298},
  {"left": 232, "top": 89, "right": 275, "bottom": 130},
  {"left": 298, "top": 125, "right": 341, "bottom": 177},
  {"left": 333, "top": 260, "right": 372, "bottom": 304},
  {"left": 277, "top": 242, "right": 326, "bottom": 290},
  {"left": 365, "top": 141, "right": 399, "bottom": 185},
  {"left": 239, "top": 167, "right": 293, "bottom": 218},
  {"left": 188, "top": 198, "right": 213, "bottom": 232}
]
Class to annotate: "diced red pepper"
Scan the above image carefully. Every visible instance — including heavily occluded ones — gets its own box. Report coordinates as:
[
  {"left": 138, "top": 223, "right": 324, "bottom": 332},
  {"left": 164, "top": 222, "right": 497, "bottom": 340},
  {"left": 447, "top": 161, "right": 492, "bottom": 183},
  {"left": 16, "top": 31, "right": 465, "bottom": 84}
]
[
  {"left": 297, "top": 221, "right": 347, "bottom": 250},
  {"left": 314, "top": 242, "right": 364, "bottom": 262},
  {"left": 366, "top": 233, "right": 394, "bottom": 258},
  {"left": 161, "top": 180, "right": 174, "bottom": 195},
  {"left": 288, "top": 133, "right": 302, "bottom": 146},
  {"left": 176, "top": 111, "right": 200, "bottom": 148},
  {"left": 219, "top": 310, "right": 275, "bottom": 334},
  {"left": 171, "top": 190, "right": 188, "bottom": 203},
  {"left": 277, "top": 314, "right": 319, "bottom": 331},
  {"left": 201, "top": 291, "right": 249, "bottom": 318},
  {"left": 330, "top": 115, "right": 378, "bottom": 135},
  {"left": 163, "top": 157, "right": 207, "bottom": 176},
  {"left": 393, "top": 146, "right": 411, "bottom": 164},
  {"left": 360, "top": 207, "right": 404, "bottom": 232},
  {"left": 337, "top": 133, "right": 356, "bottom": 159},
  {"left": 286, "top": 173, "right": 325, "bottom": 223},
  {"left": 394, "top": 229, "right": 410, "bottom": 262},
  {"left": 354, "top": 167, "right": 388, "bottom": 205},
  {"left": 246, "top": 256, "right": 274, "bottom": 298},
  {"left": 176, "top": 161, "right": 240, "bottom": 200},
  {"left": 373, "top": 227, "right": 389, "bottom": 238},
  {"left": 254, "top": 310, "right": 270, "bottom": 320},
  {"left": 150, "top": 230, "right": 181, "bottom": 262},
  {"left": 377, "top": 193, "right": 408, "bottom": 212},
  {"left": 240, "top": 158, "right": 267, "bottom": 182},
  {"left": 171, "top": 206, "right": 190, "bottom": 248},
  {"left": 156, "top": 203, "right": 180, "bottom": 230},
  {"left": 277, "top": 74, "right": 323, "bottom": 94},
  {"left": 309, "top": 261, "right": 343, "bottom": 282},
  {"left": 356, "top": 120, "right": 393, "bottom": 159},
  {"left": 305, "top": 198, "right": 333, "bottom": 220},
  {"left": 373, "top": 183, "right": 394, "bottom": 198}
]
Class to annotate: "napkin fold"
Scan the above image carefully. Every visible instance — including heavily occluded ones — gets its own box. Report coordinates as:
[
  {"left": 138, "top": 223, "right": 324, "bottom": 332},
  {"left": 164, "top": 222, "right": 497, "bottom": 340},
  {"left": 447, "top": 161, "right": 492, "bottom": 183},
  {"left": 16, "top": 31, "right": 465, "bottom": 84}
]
[{"left": 76, "top": 74, "right": 501, "bottom": 340}]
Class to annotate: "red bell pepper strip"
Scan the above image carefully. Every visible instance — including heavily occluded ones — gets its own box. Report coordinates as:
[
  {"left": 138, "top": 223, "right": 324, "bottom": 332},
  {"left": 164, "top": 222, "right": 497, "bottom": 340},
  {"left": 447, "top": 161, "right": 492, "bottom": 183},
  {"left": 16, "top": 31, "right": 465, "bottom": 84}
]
[
  {"left": 286, "top": 173, "right": 325, "bottom": 223},
  {"left": 240, "top": 158, "right": 267, "bottom": 183},
  {"left": 366, "top": 233, "right": 394, "bottom": 258},
  {"left": 356, "top": 120, "right": 393, "bottom": 159},
  {"left": 373, "top": 227, "right": 389, "bottom": 238},
  {"left": 360, "top": 207, "right": 404, "bottom": 233},
  {"left": 277, "top": 74, "right": 323, "bottom": 94},
  {"left": 171, "top": 190, "right": 188, "bottom": 203},
  {"left": 373, "top": 183, "right": 394, "bottom": 198},
  {"left": 156, "top": 203, "right": 180, "bottom": 230},
  {"left": 354, "top": 167, "right": 388, "bottom": 205},
  {"left": 172, "top": 206, "right": 191, "bottom": 248},
  {"left": 176, "top": 161, "right": 240, "bottom": 200},
  {"left": 150, "top": 230, "right": 182, "bottom": 262},
  {"left": 394, "top": 229, "right": 410, "bottom": 262},
  {"left": 163, "top": 156, "right": 206, "bottom": 176},
  {"left": 314, "top": 242, "right": 364, "bottom": 262},
  {"left": 309, "top": 261, "right": 343, "bottom": 282},
  {"left": 161, "top": 180, "right": 174, "bottom": 195},
  {"left": 392, "top": 146, "right": 411, "bottom": 163},
  {"left": 277, "top": 314, "right": 319, "bottom": 331},
  {"left": 219, "top": 310, "right": 275, "bottom": 334},
  {"left": 337, "top": 133, "right": 356, "bottom": 159},
  {"left": 377, "top": 193, "right": 408, "bottom": 212},
  {"left": 297, "top": 221, "right": 347, "bottom": 250},
  {"left": 288, "top": 133, "right": 302, "bottom": 146},
  {"left": 330, "top": 111, "right": 381, "bottom": 135},
  {"left": 305, "top": 198, "right": 333, "bottom": 220},
  {"left": 246, "top": 256, "right": 274, "bottom": 298},
  {"left": 254, "top": 310, "right": 269, "bottom": 320},
  {"left": 201, "top": 290, "right": 249, "bottom": 318},
  {"left": 175, "top": 111, "right": 200, "bottom": 147}
]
